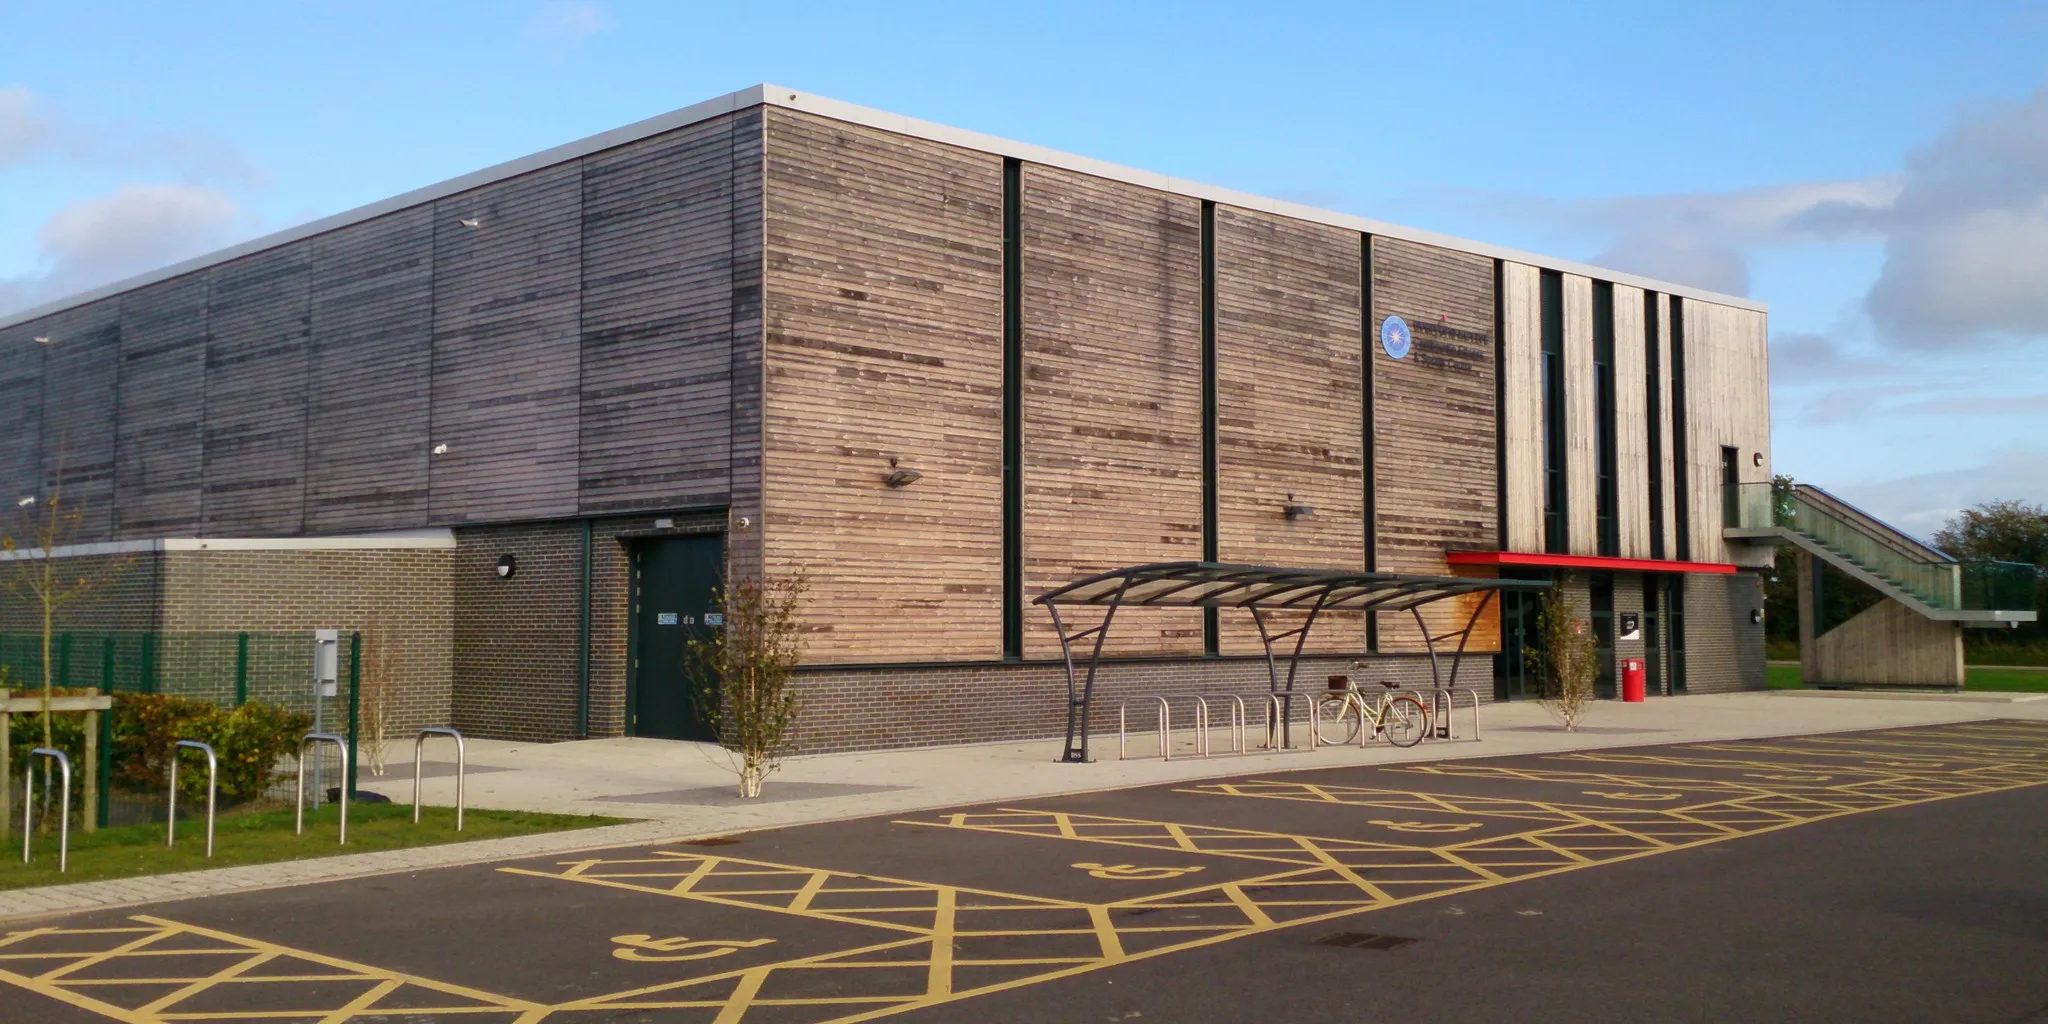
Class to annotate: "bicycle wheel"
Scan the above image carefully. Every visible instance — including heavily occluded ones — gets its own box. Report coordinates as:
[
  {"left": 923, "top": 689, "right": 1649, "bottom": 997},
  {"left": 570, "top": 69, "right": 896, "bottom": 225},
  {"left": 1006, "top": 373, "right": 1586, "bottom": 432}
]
[
  {"left": 1380, "top": 695, "right": 1430, "bottom": 748},
  {"left": 1315, "top": 697, "right": 1361, "bottom": 746}
]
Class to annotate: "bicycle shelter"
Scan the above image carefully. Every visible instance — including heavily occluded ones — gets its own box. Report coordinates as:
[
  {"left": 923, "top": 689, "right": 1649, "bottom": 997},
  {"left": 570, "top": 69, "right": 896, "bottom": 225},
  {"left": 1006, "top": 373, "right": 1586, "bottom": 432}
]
[{"left": 1036, "top": 561, "right": 1552, "bottom": 762}]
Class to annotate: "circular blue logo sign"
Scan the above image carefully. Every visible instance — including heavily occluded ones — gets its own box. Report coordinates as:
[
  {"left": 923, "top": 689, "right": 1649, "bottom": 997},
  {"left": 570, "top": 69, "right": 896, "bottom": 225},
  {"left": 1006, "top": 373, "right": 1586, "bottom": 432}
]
[{"left": 1380, "top": 315, "right": 1412, "bottom": 360}]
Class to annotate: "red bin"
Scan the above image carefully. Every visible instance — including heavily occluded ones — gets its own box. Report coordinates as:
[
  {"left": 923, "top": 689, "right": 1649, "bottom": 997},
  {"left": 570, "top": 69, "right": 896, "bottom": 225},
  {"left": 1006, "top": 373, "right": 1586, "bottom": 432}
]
[{"left": 1621, "top": 658, "right": 1646, "bottom": 702}]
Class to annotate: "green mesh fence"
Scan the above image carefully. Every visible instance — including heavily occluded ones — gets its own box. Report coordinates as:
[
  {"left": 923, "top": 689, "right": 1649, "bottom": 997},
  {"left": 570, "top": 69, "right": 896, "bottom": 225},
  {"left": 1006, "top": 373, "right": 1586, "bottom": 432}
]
[{"left": 0, "top": 631, "right": 361, "bottom": 826}]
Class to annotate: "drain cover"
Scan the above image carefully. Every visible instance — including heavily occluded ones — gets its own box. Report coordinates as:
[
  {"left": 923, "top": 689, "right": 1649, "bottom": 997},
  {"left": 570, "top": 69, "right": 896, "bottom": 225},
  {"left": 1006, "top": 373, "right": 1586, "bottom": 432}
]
[{"left": 1315, "top": 932, "right": 1417, "bottom": 951}]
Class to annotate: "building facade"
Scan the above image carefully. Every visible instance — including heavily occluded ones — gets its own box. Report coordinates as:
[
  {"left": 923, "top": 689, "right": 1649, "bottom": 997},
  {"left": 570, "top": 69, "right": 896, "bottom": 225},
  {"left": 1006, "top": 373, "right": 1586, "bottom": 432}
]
[{"left": 0, "top": 86, "right": 1773, "bottom": 751}]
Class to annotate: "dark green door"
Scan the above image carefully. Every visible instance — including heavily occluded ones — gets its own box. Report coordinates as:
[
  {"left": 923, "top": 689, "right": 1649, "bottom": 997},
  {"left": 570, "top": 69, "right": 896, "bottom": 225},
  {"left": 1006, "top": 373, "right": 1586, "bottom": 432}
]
[
  {"left": 1495, "top": 581, "right": 1545, "bottom": 701},
  {"left": 630, "top": 534, "right": 724, "bottom": 741}
]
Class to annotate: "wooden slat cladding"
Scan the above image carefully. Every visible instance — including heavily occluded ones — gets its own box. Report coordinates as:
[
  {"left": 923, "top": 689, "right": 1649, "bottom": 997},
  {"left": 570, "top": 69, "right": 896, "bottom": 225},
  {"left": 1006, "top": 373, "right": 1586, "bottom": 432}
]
[
  {"left": 305, "top": 207, "right": 434, "bottom": 531},
  {"left": 1498, "top": 262, "right": 1542, "bottom": 553},
  {"left": 726, "top": 118, "right": 767, "bottom": 583},
  {"left": 761, "top": 110, "right": 1005, "bottom": 662},
  {"left": 1370, "top": 237, "right": 1500, "bottom": 653},
  {"left": 1021, "top": 166, "right": 1204, "bottom": 658},
  {"left": 1680, "top": 299, "right": 1771, "bottom": 567},
  {"left": 1653, "top": 292, "right": 1677, "bottom": 559},
  {"left": 202, "top": 243, "right": 312, "bottom": 535},
  {"left": 1212, "top": 206, "right": 1363, "bottom": 654},
  {"left": 0, "top": 321, "right": 46, "bottom": 517},
  {"left": 1561, "top": 274, "right": 1596, "bottom": 556},
  {"left": 1611, "top": 283, "right": 1651, "bottom": 558},
  {"left": 429, "top": 163, "right": 584, "bottom": 522},
  {"left": 37, "top": 300, "right": 122, "bottom": 538},
  {"left": 579, "top": 110, "right": 750, "bottom": 513},
  {"left": 115, "top": 275, "right": 209, "bottom": 536}
]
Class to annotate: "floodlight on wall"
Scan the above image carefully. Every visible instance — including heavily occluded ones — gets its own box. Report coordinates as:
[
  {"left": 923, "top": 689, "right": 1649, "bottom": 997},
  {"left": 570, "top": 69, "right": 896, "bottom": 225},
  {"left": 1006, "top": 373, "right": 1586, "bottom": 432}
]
[
  {"left": 883, "top": 457, "right": 922, "bottom": 489},
  {"left": 1750, "top": 609, "right": 1763, "bottom": 624},
  {"left": 16, "top": 496, "right": 34, "bottom": 507},
  {"left": 1753, "top": 451, "right": 1764, "bottom": 468},
  {"left": 495, "top": 554, "right": 517, "bottom": 579},
  {"left": 459, "top": 218, "right": 481, "bottom": 230},
  {"left": 33, "top": 336, "right": 54, "bottom": 345},
  {"left": 432, "top": 443, "right": 449, "bottom": 455},
  {"left": 1283, "top": 494, "right": 1314, "bottom": 520}
]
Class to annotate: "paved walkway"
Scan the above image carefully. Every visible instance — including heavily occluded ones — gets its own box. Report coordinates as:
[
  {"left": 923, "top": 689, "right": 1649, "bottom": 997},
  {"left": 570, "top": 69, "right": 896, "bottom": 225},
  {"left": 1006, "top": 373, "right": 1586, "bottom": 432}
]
[{"left": 5, "top": 690, "right": 2043, "bottom": 922}]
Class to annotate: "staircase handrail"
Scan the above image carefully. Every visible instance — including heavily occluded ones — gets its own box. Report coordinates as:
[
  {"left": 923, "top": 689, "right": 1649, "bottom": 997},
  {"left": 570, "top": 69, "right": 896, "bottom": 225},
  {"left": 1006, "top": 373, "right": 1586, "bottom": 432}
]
[{"left": 1791, "top": 484, "right": 1955, "bottom": 564}]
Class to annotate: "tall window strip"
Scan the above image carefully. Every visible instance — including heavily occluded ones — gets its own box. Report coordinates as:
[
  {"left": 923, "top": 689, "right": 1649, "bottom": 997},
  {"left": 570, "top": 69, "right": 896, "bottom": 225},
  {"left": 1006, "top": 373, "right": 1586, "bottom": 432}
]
[
  {"left": 1539, "top": 270, "right": 1566, "bottom": 553},
  {"left": 1200, "top": 201, "right": 1219, "bottom": 656},
  {"left": 1001, "top": 158, "right": 1024, "bottom": 659},
  {"left": 1592, "top": 281, "right": 1619, "bottom": 557},
  {"left": 1670, "top": 296, "right": 1692, "bottom": 562},
  {"left": 1645, "top": 292, "right": 1665, "bottom": 560},
  {"left": 1493, "top": 260, "right": 1508, "bottom": 552},
  {"left": 1362, "top": 234, "right": 1378, "bottom": 652}
]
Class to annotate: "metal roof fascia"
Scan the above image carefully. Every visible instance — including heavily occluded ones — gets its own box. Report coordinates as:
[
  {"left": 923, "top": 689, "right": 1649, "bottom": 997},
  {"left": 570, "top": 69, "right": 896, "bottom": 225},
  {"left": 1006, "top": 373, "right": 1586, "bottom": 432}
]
[{"left": 3, "top": 84, "right": 1766, "bottom": 332}]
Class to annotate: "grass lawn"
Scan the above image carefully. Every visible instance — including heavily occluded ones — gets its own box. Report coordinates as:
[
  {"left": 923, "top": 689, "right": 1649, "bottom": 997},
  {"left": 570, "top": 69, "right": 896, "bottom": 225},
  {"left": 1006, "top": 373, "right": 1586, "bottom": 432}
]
[
  {"left": 0, "top": 802, "right": 630, "bottom": 891},
  {"left": 1764, "top": 662, "right": 2048, "bottom": 693}
]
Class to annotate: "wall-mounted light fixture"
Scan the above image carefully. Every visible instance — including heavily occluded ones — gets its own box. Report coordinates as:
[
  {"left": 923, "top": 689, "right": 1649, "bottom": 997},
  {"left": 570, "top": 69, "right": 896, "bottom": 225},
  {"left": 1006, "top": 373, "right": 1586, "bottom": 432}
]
[
  {"left": 16, "top": 496, "right": 34, "bottom": 507},
  {"left": 495, "top": 554, "right": 517, "bottom": 579},
  {"left": 459, "top": 218, "right": 481, "bottom": 230},
  {"left": 1750, "top": 608, "right": 1763, "bottom": 624},
  {"left": 432, "top": 443, "right": 449, "bottom": 455},
  {"left": 32, "top": 336, "right": 53, "bottom": 345},
  {"left": 1283, "top": 494, "right": 1314, "bottom": 520},
  {"left": 1752, "top": 451, "right": 1764, "bottom": 468},
  {"left": 883, "top": 457, "right": 922, "bottom": 489}
]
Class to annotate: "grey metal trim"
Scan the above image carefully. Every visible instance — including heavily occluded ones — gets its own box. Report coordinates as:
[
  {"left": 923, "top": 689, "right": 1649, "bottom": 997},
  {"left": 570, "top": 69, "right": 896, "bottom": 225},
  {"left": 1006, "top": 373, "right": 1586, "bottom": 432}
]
[{"left": 2, "top": 84, "right": 1765, "bottom": 332}]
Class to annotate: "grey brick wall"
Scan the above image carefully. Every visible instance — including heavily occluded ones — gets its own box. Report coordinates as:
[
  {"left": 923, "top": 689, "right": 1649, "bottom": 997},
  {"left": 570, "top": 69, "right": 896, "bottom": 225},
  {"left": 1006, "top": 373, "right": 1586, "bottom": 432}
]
[{"left": 1684, "top": 570, "right": 1766, "bottom": 693}]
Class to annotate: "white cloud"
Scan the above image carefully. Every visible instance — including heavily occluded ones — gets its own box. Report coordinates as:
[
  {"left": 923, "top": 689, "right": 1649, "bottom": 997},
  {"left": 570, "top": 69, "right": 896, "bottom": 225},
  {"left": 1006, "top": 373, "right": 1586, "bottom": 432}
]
[
  {"left": 527, "top": 1, "right": 611, "bottom": 40},
  {"left": 1833, "top": 446, "right": 2048, "bottom": 542},
  {"left": 0, "top": 184, "right": 246, "bottom": 316},
  {"left": 0, "top": 83, "right": 266, "bottom": 187}
]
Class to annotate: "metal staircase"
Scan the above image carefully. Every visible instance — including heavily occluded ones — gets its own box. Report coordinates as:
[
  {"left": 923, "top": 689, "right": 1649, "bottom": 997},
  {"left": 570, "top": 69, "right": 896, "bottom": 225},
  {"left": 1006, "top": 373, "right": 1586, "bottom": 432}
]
[{"left": 1725, "top": 482, "right": 2036, "bottom": 625}]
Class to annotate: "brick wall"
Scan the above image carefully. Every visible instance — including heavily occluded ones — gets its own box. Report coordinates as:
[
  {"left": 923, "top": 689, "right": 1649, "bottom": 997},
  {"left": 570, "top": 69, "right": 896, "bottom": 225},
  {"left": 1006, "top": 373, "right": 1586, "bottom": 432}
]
[
  {"left": 790, "top": 652, "right": 1488, "bottom": 755},
  {"left": 158, "top": 548, "right": 454, "bottom": 734},
  {"left": 1684, "top": 570, "right": 1766, "bottom": 693},
  {"left": 451, "top": 511, "right": 726, "bottom": 743}
]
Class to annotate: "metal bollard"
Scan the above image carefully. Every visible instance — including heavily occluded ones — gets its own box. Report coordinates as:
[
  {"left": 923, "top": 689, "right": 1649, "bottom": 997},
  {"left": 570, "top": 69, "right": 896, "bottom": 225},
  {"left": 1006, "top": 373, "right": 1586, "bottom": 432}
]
[
  {"left": 295, "top": 733, "right": 351, "bottom": 844},
  {"left": 168, "top": 740, "right": 220, "bottom": 857},
  {"left": 23, "top": 748, "right": 71, "bottom": 872},
  {"left": 412, "top": 727, "right": 466, "bottom": 831}
]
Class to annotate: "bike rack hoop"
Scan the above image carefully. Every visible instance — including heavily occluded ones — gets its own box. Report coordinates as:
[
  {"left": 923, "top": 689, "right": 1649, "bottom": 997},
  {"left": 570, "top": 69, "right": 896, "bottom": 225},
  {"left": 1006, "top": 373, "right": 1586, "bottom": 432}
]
[
  {"left": 22, "top": 747, "right": 71, "bottom": 873},
  {"left": 168, "top": 740, "right": 220, "bottom": 857},
  {"left": 295, "top": 732, "right": 351, "bottom": 844},
  {"left": 412, "top": 726, "right": 467, "bottom": 831}
]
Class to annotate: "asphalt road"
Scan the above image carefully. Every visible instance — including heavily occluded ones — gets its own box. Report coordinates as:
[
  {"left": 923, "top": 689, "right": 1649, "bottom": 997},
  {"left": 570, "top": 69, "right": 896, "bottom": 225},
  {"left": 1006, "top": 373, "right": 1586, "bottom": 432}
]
[{"left": 2, "top": 719, "right": 2044, "bottom": 1024}]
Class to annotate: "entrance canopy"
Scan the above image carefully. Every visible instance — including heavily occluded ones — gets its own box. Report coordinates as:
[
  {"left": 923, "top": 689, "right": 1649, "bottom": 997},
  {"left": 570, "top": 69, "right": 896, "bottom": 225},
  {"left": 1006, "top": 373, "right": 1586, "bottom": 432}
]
[{"left": 1035, "top": 561, "right": 1551, "bottom": 762}]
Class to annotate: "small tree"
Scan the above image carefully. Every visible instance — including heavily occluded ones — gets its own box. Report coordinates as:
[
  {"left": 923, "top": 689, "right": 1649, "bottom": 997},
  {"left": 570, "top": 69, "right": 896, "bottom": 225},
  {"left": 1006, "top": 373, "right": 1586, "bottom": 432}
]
[
  {"left": 356, "top": 615, "right": 399, "bottom": 776},
  {"left": 1, "top": 455, "right": 131, "bottom": 758},
  {"left": 685, "top": 572, "right": 807, "bottom": 798},
  {"left": 1528, "top": 579, "right": 1598, "bottom": 731}
]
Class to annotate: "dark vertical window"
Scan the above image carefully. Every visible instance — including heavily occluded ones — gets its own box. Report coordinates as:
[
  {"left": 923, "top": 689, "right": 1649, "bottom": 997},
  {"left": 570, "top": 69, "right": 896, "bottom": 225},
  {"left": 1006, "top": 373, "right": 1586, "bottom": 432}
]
[
  {"left": 1720, "top": 445, "right": 1741, "bottom": 528},
  {"left": 1591, "top": 573, "right": 1616, "bottom": 698},
  {"left": 1670, "top": 296, "right": 1691, "bottom": 561},
  {"left": 1593, "top": 282, "right": 1618, "bottom": 557},
  {"left": 1539, "top": 270, "right": 1567, "bottom": 553},
  {"left": 1645, "top": 292, "right": 1665, "bottom": 560},
  {"left": 1200, "top": 201, "right": 1219, "bottom": 656},
  {"left": 1362, "top": 234, "right": 1378, "bottom": 652},
  {"left": 1001, "top": 158, "right": 1023, "bottom": 659}
]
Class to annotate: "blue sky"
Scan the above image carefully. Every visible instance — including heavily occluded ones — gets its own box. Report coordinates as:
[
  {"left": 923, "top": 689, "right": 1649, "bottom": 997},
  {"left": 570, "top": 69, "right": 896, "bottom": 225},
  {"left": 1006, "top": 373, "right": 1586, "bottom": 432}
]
[{"left": 3, "top": 0, "right": 2044, "bottom": 538}]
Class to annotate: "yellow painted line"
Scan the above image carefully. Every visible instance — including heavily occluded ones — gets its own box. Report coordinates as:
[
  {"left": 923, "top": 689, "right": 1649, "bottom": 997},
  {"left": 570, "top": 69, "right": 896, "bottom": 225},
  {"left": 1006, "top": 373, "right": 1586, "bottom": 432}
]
[
  {"left": 711, "top": 967, "right": 773, "bottom": 1024},
  {"left": 136, "top": 948, "right": 281, "bottom": 1015}
]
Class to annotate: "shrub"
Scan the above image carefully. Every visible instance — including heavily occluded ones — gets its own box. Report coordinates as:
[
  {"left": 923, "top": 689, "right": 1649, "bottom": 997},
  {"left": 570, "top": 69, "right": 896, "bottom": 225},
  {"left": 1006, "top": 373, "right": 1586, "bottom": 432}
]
[{"left": 109, "top": 694, "right": 311, "bottom": 804}]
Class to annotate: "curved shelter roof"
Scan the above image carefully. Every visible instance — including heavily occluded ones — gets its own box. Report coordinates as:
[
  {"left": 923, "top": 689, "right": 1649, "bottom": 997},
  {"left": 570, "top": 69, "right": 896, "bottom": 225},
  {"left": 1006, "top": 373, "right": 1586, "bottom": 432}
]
[{"left": 1034, "top": 561, "right": 1549, "bottom": 611}]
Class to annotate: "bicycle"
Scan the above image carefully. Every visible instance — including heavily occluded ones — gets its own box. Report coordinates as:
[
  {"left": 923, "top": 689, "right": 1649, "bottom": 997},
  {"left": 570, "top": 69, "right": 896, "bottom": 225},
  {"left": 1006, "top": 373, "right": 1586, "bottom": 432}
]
[{"left": 1314, "top": 679, "right": 1431, "bottom": 749}]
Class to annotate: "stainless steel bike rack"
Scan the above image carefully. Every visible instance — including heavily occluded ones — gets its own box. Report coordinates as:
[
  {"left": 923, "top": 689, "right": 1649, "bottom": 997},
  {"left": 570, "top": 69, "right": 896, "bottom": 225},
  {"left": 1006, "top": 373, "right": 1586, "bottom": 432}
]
[
  {"left": 168, "top": 740, "right": 219, "bottom": 857},
  {"left": 1386, "top": 686, "right": 1482, "bottom": 741},
  {"left": 1117, "top": 696, "right": 1172, "bottom": 760},
  {"left": 1260, "top": 693, "right": 1315, "bottom": 752},
  {"left": 295, "top": 732, "right": 350, "bottom": 844},
  {"left": 22, "top": 747, "right": 71, "bottom": 872},
  {"left": 412, "top": 726, "right": 466, "bottom": 831},
  {"left": 1195, "top": 694, "right": 1247, "bottom": 756}
]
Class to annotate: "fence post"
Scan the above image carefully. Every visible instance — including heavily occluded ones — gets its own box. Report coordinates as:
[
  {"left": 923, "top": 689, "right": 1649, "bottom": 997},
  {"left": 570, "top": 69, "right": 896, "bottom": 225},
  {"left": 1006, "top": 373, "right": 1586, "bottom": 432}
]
[
  {"left": 96, "top": 696, "right": 112, "bottom": 830},
  {"left": 235, "top": 632, "right": 249, "bottom": 707},
  {"left": 346, "top": 632, "right": 361, "bottom": 802},
  {"left": 140, "top": 633, "right": 156, "bottom": 695},
  {"left": 82, "top": 688, "right": 99, "bottom": 834}
]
